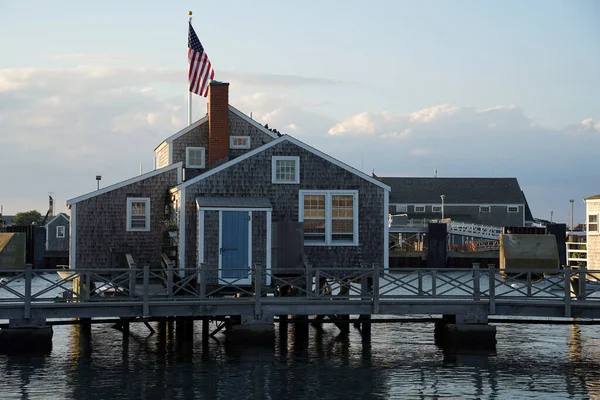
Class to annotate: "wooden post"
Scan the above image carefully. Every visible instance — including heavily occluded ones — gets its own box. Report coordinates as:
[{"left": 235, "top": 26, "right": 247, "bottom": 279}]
[
  {"left": 431, "top": 270, "right": 437, "bottom": 297},
  {"left": 359, "top": 273, "right": 371, "bottom": 339},
  {"left": 489, "top": 264, "right": 496, "bottom": 315},
  {"left": 199, "top": 263, "right": 206, "bottom": 298},
  {"left": 564, "top": 265, "right": 571, "bottom": 318},
  {"left": 24, "top": 266, "right": 31, "bottom": 319},
  {"left": 305, "top": 263, "right": 313, "bottom": 297},
  {"left": 373, "top": 264, "right": 380, "bottom": 314},
  {"left": 473, "top": 263, "right": 480, "bottom": 300},
  {"left": 167, "top": 266, "right": 173, "bottom": 297},
  {"left": 579, "top": 265, "right": 587, "bottom": 301},
  {"left": 526, "top": 271, "right": 532, "bottom": 297},
  {"left": 254, "top": 264, "right": 262, "bottom": 320},
  {"left": 84, "top": 271, "right": 91, "bottom": 301},
  {"left": 418, "top": 269, "right": 423, "bottom": 296},
  {"left": 143, "top": 265, "right": 150, "bottom": 317}
]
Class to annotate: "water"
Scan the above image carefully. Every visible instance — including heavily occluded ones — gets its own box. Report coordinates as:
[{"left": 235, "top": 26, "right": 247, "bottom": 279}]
[
  {"left": 1, "top": 274, "right": 600, "bottom": 399},
  {"left": 0, "top": 321, "right": 599, "bottom": 399}
]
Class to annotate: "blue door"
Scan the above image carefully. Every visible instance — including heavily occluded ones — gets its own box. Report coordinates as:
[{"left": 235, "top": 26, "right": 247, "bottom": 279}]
[{"left": 221, "top": 211, "right": 250, "bottom": 279}]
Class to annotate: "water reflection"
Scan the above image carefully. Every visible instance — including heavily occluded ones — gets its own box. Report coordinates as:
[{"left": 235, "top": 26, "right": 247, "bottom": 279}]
[{"left": 3, "top": 321, "right": 600, "bottom": 398}]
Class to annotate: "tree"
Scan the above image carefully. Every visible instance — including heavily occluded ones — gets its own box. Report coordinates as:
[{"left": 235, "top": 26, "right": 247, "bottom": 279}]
[{"left": 13, "top": 210, "right": 42, "bottom": 226}]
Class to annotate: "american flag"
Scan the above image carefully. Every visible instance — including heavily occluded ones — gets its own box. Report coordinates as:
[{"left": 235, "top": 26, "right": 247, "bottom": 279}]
[{"left": 188, "top": 22, "right": 214, "bottom": 97}]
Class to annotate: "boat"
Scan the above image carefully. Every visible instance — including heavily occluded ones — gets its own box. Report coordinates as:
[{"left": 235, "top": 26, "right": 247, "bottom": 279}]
[{"left": 56, "top": 265, "right": 77, "bottom": 280}]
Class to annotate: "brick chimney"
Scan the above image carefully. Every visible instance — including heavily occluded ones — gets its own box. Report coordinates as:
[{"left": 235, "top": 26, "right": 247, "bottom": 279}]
[{"left": 207, "top": 81, "right": 230, "bottom": 166}]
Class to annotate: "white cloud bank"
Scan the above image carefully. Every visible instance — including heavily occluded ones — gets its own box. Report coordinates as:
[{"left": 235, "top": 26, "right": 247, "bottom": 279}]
[{"left": 0, "top": 66, "right": 598, "bottom": 223}]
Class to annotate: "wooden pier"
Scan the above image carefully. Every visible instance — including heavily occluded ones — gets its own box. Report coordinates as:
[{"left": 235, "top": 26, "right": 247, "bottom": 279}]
[{"left": 0, "top": 265, "right": 599, "bottom": 348}]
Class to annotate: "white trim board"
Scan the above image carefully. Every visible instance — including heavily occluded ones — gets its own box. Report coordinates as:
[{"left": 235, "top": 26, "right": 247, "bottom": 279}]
[
  {"left": 228, "top": 106, "right": 279, "bottom": 139},
  {"left": 67, "top": 162, "right": 183, "bottom": 206},
  {"left": 177, "top": 135, "right": 390, "bottom": 192}
]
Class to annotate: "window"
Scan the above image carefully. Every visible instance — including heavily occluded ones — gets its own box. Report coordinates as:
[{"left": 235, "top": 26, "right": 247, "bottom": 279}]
[
  {"left": 127, "top": 198, "right": 151, "bottom": 232},
  {"left": 186, "top": 147, "right": 205, "bottom": 168},
  {"left": 272, "top": 156, "right": 299, "bottom": 184},
  {"left": 480, "top": 206, "right": 491, "bottom": 213},
  {"left": 414, "top": 205, "right": 426, "bottom": 213},
  {"left": 230, "top": 136, "right": 250, "bottom": 149},
  {"left": 432, "top": 205, "right": 442, "bottom": 213},
  {"left": 56, "top": 225, "right": 65, "bottom": 238},
  {"left": 507, "top": 206, "right": 519, "bottom": 213},
  {"left": 589, "top": 214, "right": 599, "bottom": 234},
  {"left": 299, "top": 190, "right": 358, "bottom": 245},
  {"left": 394, "top": 204, "right": 407, "bottom": 213}
]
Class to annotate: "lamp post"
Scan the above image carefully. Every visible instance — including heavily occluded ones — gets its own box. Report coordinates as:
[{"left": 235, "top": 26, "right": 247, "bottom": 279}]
[
  {"left": 569, "top": 199, "right": 574, "bottom": 230},
  {"left": 550, "top": 210, "right": 554, "bottom": 223},
  {"left": 440, "top": 195, "right": 445, "bottom": 220}
]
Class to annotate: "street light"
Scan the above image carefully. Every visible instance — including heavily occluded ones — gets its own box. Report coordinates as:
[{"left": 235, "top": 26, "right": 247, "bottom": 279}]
[
  {"left": 440, "top": 194, "right": 445, "bottom": 220},
  {"left": 569, "top": 199, "right": 574, "bottom": 230},
  {"left": 550, "top": 210, "right": 554, "bottom": 223}
]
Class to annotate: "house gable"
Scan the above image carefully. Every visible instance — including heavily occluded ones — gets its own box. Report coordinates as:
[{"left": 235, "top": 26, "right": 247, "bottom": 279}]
[{"left": 180, "top": 137, "right": 389, "bottom": 272}]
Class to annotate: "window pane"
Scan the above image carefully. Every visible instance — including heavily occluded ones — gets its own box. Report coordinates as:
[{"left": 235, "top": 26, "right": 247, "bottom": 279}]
[
  {"left": 276, "top": 159, "right": 296, "bottom": 181},
  {"left": 130, "top": 201, "right": 147, "bottom": 229},
  {"left": 303, "top": 195, "right": 325, "bottom": 242},
  {"left": 332, "top": 195, "right": 354, "bottom": 242},
  {"left": 590, "top": 215, "right": 598, "bottom": 223}
]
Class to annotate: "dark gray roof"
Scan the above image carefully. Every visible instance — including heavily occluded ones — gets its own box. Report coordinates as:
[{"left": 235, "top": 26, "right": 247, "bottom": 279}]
[
  {"left": 379, "top": 177, "right": 526, "bottom": 204},
  {"left": 196, "top": 197, "right": 272, "bottom": 209}
]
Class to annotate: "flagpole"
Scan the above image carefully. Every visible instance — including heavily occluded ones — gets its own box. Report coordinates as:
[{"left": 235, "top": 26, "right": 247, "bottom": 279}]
[{"left": 187, "top": 11, "right": 193, "bottom": 126}]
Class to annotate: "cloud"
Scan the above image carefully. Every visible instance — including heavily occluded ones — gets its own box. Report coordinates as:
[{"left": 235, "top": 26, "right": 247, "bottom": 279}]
[
  {"left": 0, "top": 65, "right": 598, "bottom": 225},
  {"left": 47, "top": 53, "right": 135, "bottom": 63}
]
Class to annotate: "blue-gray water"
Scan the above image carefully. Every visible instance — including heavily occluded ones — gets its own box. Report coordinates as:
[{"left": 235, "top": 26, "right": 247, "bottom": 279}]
[{"left": 1, "top": 321, "right": 600, "bottom": 399}]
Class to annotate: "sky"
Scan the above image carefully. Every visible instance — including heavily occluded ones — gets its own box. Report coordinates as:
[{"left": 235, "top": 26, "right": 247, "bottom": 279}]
[{"left": 0, "top": 0, "right": 599, "bottom": 225}]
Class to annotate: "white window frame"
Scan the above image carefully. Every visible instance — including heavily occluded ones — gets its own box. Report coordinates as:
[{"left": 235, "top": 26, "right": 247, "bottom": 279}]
[
  {"left": 480, "top": 205, "right": 491, "bottom": 213},
  {"left": 588, "top": 213, "right": 600, "bottom": 235},
  {"left": 127, "top": 197, "right": 151, "bottom": 232},
  {"left": 431, "top": 205, "right": 442, "bottom": 213},
  {"left": 299, "top": 190, "right": 358, "bottom": 246},
  {"left": 186, "top": 147, "right": 206, "bottom": 169},
  {"left": 414, "top": 205, "right": 426, "bottom": 213},
  {"left": 56, "top": 225, "right": 65, "bottom": 238},
  {"left": 230, "top": 136, "right": 251, "bottom": 149},
  {"left": 507, "top": 206, "right": 519, "bottom": 213},
  {"left": 272, "top": 156, "right": 300, "bottom": 184}
]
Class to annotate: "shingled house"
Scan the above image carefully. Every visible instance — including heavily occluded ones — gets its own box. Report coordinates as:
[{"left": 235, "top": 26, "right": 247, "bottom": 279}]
[
  {"left": 45, "top": 212, "right": 69, "bottom": 252},
  {"left": 67, "top": 82, "right": 390, "bottom": 282},
  {"left": 379, "top": 177, "right": 533, "bottom": 228},
  {"left": 584, "top": 194, "right": 600, "bottom": 269}
]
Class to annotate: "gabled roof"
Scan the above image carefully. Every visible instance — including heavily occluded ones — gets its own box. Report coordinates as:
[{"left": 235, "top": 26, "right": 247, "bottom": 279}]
[
  {"left": 153, "top": 105, "right": 279, "bottom": 152},
  {"left": 380, "top": 177, "right": 525, "bottom": 204},
  {"left": 67, "top": 162, "right": 183, "bottom": 206},
  {"left": 154, "top": 116, "right": 208, "bottom": 152},
  {"left": 177, "top": 135, "right": 390, "bottom": 191},
  {"left": 584, "top": 194, "right": 600, "bottom": 201},
  {"left": 45, "top": 212, "right": 69, "bottom": 227}
]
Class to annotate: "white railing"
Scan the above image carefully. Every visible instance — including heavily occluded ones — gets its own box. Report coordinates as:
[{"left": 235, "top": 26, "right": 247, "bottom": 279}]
[
  {"left": 448, "top": 221, "right": 503, "bottom": 239},
  {"left": 566, "top": 241, "right": 587, "bottom": 267}
]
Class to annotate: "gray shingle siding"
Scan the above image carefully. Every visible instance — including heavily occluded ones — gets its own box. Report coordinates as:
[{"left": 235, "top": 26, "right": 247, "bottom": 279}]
[
  {"left": 170, "top": 111, "right": 276, "bottom": 180},
  {"left": 46, "top": 215, "right": 69, "bottom": 251},
  {"left": 185, "top": 140, "right": 386, "bottom": 275},
  {"left": 72, "top": 168, "right": 179, "bottom": 269}
]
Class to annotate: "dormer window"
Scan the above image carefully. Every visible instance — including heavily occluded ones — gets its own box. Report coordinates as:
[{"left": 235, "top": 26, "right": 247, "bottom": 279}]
[
  {"left": 186, "top": 147, "right": 205, "bottom": 169},
  {"left": 230, "top": 136, "right": 250, "bottom": 149}
]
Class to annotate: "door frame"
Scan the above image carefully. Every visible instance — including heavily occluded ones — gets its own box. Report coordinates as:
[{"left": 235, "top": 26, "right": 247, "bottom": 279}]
[{"left": 198, "top": 206, "right": 272, "bottom": 286}]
